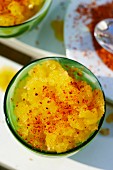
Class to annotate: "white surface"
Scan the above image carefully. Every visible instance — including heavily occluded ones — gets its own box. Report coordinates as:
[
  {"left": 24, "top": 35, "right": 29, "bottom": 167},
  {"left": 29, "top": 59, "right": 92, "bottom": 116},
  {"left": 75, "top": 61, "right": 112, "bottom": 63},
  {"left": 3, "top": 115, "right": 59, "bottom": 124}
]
[
  {"left": 64, "top": 0, "right": 113, "bottom": 103},
  {"left": 0, "top": 55, "right": 113, "bottom": 170}
]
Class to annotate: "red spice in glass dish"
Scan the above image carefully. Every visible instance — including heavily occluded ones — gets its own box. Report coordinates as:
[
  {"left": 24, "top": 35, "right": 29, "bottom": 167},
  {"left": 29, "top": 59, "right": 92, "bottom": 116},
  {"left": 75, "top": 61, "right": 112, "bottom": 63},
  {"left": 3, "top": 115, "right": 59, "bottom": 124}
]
[
  {"left": 13, "top": 60, "right": 104, "bottom": 153},
  {"left": 76, "top": 1, "right": 113, "bottom": 71}
]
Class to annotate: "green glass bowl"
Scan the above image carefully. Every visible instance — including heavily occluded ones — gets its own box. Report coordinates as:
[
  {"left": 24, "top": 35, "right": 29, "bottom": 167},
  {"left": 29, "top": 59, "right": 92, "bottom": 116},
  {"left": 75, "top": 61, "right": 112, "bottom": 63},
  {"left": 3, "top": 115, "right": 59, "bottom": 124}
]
[
  {"left": 4, "top": 57, "right": 106, "bottom": 157},
  {"left": 0, "top": 0, "right": 52, "bottom": 38}
]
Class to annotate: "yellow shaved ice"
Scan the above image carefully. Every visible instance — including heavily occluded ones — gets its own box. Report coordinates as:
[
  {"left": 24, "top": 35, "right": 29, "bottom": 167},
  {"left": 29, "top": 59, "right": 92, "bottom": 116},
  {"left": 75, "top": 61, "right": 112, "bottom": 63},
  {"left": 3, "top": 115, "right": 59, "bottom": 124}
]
[{"left": 13, "top": 60, "right": 105, "bottom": 153}]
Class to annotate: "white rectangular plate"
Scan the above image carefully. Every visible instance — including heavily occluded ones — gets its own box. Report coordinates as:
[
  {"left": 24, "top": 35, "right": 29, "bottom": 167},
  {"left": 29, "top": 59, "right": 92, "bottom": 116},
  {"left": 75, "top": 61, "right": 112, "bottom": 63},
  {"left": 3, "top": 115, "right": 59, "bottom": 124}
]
[{"left": 0, "top": 55, "right": 113, "bottom": 170}]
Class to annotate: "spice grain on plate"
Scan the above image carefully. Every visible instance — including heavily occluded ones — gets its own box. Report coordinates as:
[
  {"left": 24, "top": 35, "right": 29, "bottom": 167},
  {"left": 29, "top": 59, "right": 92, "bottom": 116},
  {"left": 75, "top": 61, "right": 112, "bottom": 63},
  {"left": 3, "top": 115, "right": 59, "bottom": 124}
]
[
  {"left": 106, "top": 113, "right": 113, "bottom": 123},
  {"left": 99, "top": 128, "right": 110, "bottom": 136}
]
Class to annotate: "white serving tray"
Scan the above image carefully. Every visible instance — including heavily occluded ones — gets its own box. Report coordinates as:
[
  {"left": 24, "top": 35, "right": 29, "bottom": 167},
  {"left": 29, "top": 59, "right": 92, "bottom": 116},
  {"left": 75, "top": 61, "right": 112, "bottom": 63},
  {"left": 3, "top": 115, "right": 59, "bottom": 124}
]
[{"left": 0, "top": 55, "right": 113, "bottom": 170}]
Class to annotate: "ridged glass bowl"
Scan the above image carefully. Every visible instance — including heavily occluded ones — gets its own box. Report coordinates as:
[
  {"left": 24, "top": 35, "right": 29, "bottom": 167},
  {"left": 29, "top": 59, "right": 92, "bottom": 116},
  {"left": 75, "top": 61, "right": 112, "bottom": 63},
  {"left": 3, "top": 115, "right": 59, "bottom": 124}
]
[
  {"left": 0, "top": 0, "right": 52, "bottom": 38},
  {"left": 4, "top": 57, "right": 106, "bottom": 157}
]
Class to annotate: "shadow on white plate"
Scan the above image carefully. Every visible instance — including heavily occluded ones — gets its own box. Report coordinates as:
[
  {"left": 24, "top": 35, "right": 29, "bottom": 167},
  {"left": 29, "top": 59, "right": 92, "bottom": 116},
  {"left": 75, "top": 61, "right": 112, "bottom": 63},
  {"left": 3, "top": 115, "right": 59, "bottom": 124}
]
[{"left": 69, "top": 104, "right": 113, "bottom": 170}]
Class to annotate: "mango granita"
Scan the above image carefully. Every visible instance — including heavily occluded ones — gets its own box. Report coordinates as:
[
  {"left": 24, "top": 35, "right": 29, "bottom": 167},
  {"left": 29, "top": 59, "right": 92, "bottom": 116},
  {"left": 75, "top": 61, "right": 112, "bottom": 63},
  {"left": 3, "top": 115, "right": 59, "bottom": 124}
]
[
  {"left": 13, "top": 60, "right": 104, "bottom": 153},
  {"left": 0, "top": 0, "right": 44, "bottom": 26}
]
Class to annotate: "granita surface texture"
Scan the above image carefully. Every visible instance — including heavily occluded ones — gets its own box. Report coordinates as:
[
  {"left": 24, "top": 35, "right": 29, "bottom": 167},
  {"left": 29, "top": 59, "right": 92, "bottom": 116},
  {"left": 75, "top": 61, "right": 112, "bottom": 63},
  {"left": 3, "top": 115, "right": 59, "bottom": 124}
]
[
  {"left": 0, "top": 0, "right": 44, "bottom": 26},
  {"left": 13, "top": 60, "right": 104, "bottom": 153}
]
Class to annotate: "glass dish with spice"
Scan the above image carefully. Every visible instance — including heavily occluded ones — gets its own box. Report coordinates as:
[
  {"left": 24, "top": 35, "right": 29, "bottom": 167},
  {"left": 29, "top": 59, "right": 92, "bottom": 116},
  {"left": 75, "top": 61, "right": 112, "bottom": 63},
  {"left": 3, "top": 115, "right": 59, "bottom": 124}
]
[
  {"left": 4, "top": 57, "right": 105, "bottom": 157},
  {"left": 0, "top": 0, "right": 52, "bottom": 37}
]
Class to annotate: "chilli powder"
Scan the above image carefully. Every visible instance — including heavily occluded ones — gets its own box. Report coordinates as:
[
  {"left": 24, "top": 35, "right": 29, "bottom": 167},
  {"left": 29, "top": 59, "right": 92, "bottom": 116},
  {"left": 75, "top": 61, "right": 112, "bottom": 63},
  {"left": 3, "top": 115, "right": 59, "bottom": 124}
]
[{"left": 76, "top": 1, "right": 113, "bottom": 71}]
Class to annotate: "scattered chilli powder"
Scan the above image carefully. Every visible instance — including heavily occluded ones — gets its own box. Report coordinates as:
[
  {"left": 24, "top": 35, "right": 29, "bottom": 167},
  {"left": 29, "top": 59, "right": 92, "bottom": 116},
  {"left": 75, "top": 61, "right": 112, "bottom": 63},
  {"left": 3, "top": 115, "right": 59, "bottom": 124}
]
[{"left": 76, "top": 1, "right": 113, "bottom": 71}]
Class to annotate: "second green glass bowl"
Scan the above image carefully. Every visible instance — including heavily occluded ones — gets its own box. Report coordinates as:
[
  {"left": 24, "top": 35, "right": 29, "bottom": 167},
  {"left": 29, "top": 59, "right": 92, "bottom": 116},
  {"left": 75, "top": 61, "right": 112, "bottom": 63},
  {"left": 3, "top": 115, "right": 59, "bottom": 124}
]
[{"left": 0, "top": 0, "right": 52, "bottom": 38}]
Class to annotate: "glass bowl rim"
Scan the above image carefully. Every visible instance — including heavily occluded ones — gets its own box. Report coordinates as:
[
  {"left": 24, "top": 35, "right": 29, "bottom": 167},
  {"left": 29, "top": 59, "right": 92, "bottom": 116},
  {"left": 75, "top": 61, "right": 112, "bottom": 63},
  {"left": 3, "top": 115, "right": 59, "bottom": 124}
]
[
  {"left": 0, "top": 0, "right": 52, "bottom": 28},
  {"left": 3, "top": 56, "right": 106, "bottom": 157}
]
